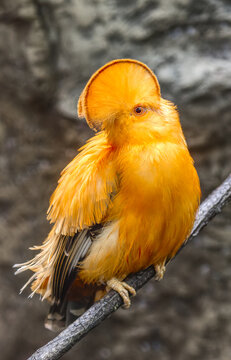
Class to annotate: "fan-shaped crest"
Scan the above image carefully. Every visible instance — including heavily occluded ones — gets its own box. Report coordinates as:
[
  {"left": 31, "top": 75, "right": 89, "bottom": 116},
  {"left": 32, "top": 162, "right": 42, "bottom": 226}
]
[{"left": 78, "top": 59, "right": 160, "bottom": 130}]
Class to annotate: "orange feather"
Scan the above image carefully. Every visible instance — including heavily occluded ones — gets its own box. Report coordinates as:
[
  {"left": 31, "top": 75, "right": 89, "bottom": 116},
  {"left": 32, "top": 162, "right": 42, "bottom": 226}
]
[{"left": 15, "top": 59, "right": 200, "bottom": 324}]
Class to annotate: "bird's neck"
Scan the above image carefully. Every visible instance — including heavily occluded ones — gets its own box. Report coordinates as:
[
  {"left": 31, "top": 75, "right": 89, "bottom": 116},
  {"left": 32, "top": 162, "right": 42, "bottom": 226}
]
[{"left": 105, "top": 122, "right": 185, "bottom": 149}]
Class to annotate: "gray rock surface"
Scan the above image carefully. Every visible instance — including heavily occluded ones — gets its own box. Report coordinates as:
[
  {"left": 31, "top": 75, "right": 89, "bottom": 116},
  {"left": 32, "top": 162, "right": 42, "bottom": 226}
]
[{"left": 0, "top": 0, "right": 230, "bottom": 359}]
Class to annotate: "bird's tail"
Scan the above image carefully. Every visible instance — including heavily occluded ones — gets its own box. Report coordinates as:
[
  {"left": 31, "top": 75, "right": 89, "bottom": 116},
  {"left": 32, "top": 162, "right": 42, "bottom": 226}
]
[{"left": 44, "top": 280, "right": 105, "bottom": 332}]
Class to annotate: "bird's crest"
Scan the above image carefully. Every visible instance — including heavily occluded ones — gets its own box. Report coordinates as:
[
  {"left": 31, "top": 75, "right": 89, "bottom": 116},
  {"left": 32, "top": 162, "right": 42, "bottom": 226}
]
[{"left": 78, "top": 59, "right": 161, "bottom": 131}]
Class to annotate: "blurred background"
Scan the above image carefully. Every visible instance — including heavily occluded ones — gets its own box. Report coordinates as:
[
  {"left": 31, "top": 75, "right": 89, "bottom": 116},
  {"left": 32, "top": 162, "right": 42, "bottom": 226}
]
[{"left": 0, "top": 0, "right": 231, "bottom": 359}]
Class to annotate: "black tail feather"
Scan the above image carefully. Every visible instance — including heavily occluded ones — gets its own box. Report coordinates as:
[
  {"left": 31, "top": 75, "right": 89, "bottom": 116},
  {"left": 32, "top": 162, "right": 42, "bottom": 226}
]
[{"left": 44, "top": 294, "right": 95, "bottom": 331}]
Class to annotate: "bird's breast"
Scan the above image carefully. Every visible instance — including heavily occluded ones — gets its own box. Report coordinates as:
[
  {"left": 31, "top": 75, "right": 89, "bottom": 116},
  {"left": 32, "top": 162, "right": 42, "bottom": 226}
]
[
  {"left": 111, "top": 142, "right": 200, "bottom": 271},
  {"left": 116, "top": 142, "right": 184, "bottom": 203},
  {"left": 80, "top": 142, "right": 200, "bottom": 283}
]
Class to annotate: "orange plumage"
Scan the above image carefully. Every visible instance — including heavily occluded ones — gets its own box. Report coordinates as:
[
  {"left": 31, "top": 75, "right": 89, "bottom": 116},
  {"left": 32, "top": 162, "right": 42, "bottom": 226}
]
[{"left": 15, "top": 59, "right": 200, "bottom": 330}]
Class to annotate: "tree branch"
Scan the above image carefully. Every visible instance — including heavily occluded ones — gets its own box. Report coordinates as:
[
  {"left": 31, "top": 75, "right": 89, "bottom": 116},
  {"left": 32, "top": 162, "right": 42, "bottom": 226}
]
[{"left": 28, "top": 174, "right": 231, "bottom": 360}]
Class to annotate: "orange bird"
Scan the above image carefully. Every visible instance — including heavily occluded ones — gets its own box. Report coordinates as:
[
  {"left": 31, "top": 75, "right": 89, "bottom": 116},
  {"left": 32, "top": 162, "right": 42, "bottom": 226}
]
[{"left": 15, "top": 59, "right": 201, "bottom": 330}]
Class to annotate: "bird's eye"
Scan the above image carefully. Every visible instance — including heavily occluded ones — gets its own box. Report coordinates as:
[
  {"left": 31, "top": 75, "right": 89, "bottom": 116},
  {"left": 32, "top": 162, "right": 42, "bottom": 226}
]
[{"left": 133, "top": 106, "right": 147, "bottom": 116}]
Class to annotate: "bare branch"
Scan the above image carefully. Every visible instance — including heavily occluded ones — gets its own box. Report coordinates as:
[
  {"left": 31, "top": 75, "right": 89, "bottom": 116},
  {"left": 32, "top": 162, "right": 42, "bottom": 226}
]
[{"left": 28, "top": 174, "right": 231, "bottom": 360}]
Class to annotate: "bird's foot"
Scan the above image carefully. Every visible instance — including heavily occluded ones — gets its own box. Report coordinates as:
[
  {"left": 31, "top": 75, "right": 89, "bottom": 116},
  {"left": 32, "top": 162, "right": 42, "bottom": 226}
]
[
  {"left": 106, "top": 278, "right": 136, "bottom": 308},
  {"left": 154, "top": 263, "right": 166, "bottom": 281}
]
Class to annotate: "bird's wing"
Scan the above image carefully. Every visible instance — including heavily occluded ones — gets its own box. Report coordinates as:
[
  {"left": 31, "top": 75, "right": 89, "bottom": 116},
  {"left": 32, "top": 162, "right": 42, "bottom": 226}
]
[
  {"left": 50, "top": 224, "right": 102, "bottom": 304},
  {"left": 47, "top": 131, "right": 118, "bottom": 235},
  {"left": 44, "top": 225, "right": 103, "bottom": 331},
  {"left": 15, "top": 131, "right": 118, "bottom": 303}
]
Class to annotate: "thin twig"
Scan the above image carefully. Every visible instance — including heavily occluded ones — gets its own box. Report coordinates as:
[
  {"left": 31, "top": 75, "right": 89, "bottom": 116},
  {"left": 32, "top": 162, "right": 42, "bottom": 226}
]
[{"left": 28, "top": 174, "right": 231, "bottom": 360}]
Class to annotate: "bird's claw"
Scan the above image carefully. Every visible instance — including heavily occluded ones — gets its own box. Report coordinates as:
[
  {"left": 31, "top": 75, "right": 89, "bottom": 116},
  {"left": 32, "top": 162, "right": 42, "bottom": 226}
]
[
  {"left": 154, "top": 263, "right": 166, "bottom": 281},
  {"left": 106, "top": 278, "right": 136, "bottom": 308}
]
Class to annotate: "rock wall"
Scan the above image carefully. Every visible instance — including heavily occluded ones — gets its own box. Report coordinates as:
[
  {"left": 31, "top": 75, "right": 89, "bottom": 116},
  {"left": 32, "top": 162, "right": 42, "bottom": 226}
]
[{"left": 0, "top": 1, "right": 230, "bottom": 359}]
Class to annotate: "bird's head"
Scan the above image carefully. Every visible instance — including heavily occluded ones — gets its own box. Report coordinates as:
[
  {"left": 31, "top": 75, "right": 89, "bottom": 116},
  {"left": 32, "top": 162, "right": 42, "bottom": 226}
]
[{"left": 78, "top": 59, "right": 184, "bottom": 146}]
